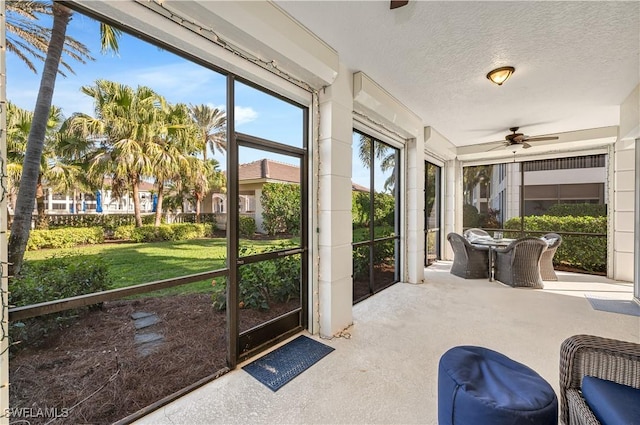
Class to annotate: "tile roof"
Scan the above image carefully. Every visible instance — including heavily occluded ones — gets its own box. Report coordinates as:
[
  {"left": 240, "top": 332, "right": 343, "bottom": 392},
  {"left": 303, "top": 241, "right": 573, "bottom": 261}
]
[{"left": 239, "top": 159, "right": 300, "bottom": 183}]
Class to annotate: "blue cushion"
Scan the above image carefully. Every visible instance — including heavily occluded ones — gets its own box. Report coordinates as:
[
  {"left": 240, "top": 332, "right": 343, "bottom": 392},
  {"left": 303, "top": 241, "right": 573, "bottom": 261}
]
[
  {"left": 581, "top": 376, "right": 640, "bottom": 425},
  {"left": 438, "top": 346, "right": 557, "bottom": 425}
]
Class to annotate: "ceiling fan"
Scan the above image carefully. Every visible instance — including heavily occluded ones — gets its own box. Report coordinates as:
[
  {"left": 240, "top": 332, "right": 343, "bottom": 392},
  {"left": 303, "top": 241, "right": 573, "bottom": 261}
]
[
  {"left": 390, "top": 1, "right": 409, "bottom": 9},
  {"left": 499, "top": 127, "right": 559, "bottom": 150}
]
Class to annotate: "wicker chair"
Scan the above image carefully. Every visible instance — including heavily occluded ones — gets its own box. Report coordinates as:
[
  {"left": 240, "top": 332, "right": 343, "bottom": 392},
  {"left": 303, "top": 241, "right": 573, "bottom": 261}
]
[
  {"left": 540, "top": 233, "right": 563, "bottom": 281},
  {"left": 559, "top": 334, "right": 640, "bottom": 425},
  {"left": 447, "top": 232, "right": 490, "bottom": 279},
  {"left": 463, "top": 228, "right": 491, "bottom": 241},
  {"left": 493, "top": 237, "right": 547, "bottom": 288}
]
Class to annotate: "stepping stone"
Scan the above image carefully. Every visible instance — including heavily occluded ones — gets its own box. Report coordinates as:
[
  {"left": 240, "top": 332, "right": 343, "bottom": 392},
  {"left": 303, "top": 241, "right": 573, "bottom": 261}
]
[
  {"left": 133, "top": 314, "right": 160, "bottom": 329},
  {"left": 131, "top": 311, "right": 154, "bottom": 320},
  {"left": 134, "top": 332, "right": 164, "bottom": 345},
  {"left": 134, "top": 332, "right": 165, "bottom": 357}
]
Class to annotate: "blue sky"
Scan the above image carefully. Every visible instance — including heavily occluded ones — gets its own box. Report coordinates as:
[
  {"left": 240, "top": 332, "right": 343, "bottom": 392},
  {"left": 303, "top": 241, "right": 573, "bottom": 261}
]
[
  {"left": 6, "top": 9, "right": 383, "bottom": 190},
  {"left": 6, "top": 12, "right": 304, "bottom": 167}
]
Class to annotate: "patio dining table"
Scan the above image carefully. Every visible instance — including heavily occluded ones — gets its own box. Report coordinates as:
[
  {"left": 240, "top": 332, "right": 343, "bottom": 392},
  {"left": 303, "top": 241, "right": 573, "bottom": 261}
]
[{"left": 470, "top": 238, "right": 515, "bottom": 281}]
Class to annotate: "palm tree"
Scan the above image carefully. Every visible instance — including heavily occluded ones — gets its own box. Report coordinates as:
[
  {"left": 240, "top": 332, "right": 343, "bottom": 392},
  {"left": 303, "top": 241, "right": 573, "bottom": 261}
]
[
  {"left": 189, "top": 104, "right": 226, "bottom": 160},
  {"left": 148, "top": 103, "right": 197, "bottom": 226},
  {"left": 6, "top": 102, "right": 63, "bottom": 225},
  {"left": 358, "top": 134, "right": 397, "bottom": 193},
  {"left": 184, "top": 157, "right": 226, "bottom": 222},
  {"left": 6, "top": 102, "right": 32, "bottom": 211},
  {"left": 67, "top": 80, "right": 166, "bottom": 227},
  {"left": 6, "top": 1, "right": 93, "bottom": 75},
  {"left": 8, "top": 2, "right": 121, "bottom": 275}
]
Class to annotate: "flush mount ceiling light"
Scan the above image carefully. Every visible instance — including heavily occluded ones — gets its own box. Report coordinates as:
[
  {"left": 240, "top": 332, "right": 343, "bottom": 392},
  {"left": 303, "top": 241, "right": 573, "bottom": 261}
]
[{"left": 487, "top": 66, "right": 515, "bottom": 86}]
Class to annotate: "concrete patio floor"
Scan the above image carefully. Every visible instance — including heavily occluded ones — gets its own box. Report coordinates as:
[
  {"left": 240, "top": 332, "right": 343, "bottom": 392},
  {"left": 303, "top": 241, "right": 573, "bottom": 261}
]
[{"left": 134, "top": 262, "right": 639, "bottom": 425}]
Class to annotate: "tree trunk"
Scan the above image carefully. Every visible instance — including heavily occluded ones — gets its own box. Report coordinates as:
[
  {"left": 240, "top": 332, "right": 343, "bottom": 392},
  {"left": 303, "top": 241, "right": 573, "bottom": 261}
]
[
  {"left": 35, "top": 176, "right": 47, "bottom": 229},
  {"left": 131, "top": 175, "right": 143, "bottom": 227},
  {"left": 8, "top": 4, "right": 71, "bottom": 276},
  {"left": 154, "top": 181, "right": 164, "bottom": 227},
  {"left": 195, "top": 194, "right": 202, "bottom": 223}
]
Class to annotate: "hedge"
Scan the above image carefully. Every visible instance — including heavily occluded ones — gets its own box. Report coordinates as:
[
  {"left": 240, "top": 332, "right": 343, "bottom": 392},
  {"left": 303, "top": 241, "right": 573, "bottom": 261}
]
[
  {"left": 113, "top": 223, "right": 211, "bottom": 242},
  {"left": 9, "top": 254, "right": 111, "bottom": 347},
  {"left": 25, "top": 227, "right": 104, "bottom": 251},
  {"left": 504, "top": 215, "right": 607, "bottom": 272},
  {"left": 46, "top": 214, "right": 138, "bottom": 230},
  {"left": 546, "top": 203, "right": 606, "bottom": 217}
]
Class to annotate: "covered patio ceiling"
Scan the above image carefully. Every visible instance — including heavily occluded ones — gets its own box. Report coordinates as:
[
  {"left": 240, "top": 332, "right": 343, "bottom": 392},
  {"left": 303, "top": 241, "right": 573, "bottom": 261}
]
[{"left": 275, "top": 1, "right": 639, "bottom": 153}]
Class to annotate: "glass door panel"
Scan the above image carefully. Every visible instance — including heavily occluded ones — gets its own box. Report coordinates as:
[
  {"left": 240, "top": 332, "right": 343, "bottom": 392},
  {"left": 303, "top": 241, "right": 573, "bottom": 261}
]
[
  {"left": 425, "top": 161, "right": 441, "bottom": 266},
  {"left": 351, "top": 130, "right": 400, "bottom": 303},
  {"left": 232, "top": 79, "right": 307, "bottom": 359},
  {"left": 235, "top": 139, "right": 306, "bottom": 359}
]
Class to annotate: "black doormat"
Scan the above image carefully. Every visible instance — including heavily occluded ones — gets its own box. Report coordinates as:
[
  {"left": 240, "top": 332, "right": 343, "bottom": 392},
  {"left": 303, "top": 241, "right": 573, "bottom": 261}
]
[{"left": 242, "top": 335, "right": 335, "bottom": 392}]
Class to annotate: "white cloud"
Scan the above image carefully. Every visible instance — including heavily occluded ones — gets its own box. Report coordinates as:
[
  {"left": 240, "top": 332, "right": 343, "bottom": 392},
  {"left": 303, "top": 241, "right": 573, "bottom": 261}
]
[{"left": 234, "top": 106, "right": 258, "bottom": 126}]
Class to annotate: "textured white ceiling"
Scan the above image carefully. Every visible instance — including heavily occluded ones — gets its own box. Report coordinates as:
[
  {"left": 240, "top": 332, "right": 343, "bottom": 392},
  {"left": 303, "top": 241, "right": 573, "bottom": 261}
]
[{"left": 275, "top": 1, "right": 640, "bottom": 147}]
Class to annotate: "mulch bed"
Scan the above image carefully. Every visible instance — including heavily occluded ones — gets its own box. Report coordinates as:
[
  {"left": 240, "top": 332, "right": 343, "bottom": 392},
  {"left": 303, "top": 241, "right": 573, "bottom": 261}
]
[{"left": 9, "top": 294, "right": 296, "bottom": 424}]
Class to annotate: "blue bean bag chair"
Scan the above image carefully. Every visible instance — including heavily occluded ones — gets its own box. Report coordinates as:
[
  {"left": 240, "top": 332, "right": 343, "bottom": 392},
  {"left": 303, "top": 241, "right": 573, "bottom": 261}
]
[{"left": 438, "top": 346, "right": 558, "bottom": 425}]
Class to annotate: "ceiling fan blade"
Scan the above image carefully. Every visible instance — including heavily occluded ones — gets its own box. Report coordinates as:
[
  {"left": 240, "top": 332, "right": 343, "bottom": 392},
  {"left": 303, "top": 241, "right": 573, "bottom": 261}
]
[
  {"left": 390, "top": 0, "right": 409, "bottom": 9},
  {"left": 488, "top": 143, "right": 508, "bottom": 151},
  {"left": 525, "top": 136, "right": 559, "bottom": 142},
  {"left": 522, "top": 142, "right": 532, "bottom": 149}
]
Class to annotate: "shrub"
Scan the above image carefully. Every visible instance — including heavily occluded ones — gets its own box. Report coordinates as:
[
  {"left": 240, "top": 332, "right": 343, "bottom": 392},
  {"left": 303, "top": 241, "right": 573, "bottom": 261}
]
[
  {"left": 352, "top": 191, "right": 396, "bottom": 228},
  {"left": 113, "top": 224, "right": 135, "bottom": 240},
  {"left": 211, "top": 244, "right": 300, "bottom": 311},
  {"left": 112, "top": 223, "right": 208, "bottom": 242},
  {"left": 463, "top": 204, "right": 480, "bottom": 228},
  {"left": 10, "top": 254, "right": 111, "bottom": 306},
  {"left": 261, "top": 183, "right": 301, "bottom": 235},
  {"left": 239, "top": 216, "right": 256, "bottom": 238},
  {"left": 9, "top": 254, "right": 111, "bottom": 347},
  {"left": 25, "top": 227, "right": 104, "bottom": 250},
  {"left": 504, "top": 215, "right": 607, "bottom": 272},
  {"left": 546, "top": 203, "right": 606, "bottom": 217},
  {"left": 353, "top": 226, "right": 395, "bottom": 280}
]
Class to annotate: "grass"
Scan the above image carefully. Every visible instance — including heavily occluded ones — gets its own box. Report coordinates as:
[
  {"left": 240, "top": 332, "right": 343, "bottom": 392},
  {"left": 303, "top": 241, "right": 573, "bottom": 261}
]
[{"left": 24, "top": 237, "right": 296, "bottom": 297}]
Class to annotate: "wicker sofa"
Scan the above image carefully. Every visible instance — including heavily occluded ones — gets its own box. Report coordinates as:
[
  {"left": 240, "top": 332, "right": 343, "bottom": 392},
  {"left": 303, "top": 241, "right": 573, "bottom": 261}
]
[
  {"left": 447, "top": 232, "right": 490, "bottom": 279},
  {"left": 559, "top": 334, "right": 640, "bottom": 424}
]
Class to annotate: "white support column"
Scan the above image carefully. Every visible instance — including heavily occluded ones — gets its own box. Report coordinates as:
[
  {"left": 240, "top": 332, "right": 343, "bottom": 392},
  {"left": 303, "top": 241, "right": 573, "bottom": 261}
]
[
  {"left": 442, "top": 159, "right": 459, "bottom": 261},
  {"left": 254, "top": 188, "right": 264, "bottom": 233},
  {"left": 405, "top": 138, "right": 425, "bottom": 284},
  {"left": 635, "top": 138, "right": 639, "bottom": 300},
  {"left": 316, "top": 63, "right": 353, "bottom": 338},
  {"left": 612, "top": 140, "right": 635, "bottom": 282}
]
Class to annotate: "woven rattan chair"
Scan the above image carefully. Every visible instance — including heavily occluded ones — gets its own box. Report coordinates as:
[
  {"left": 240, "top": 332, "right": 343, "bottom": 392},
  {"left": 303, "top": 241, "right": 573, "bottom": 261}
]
[
  {"left": 540, "top": 233, "right": 563, "bottom": 281},
  {"left": 559, "top": 334, "right": 640, "bottom": 425},
  {"left": 493, "top": 237, "right": 547, "bottom": 288},
  {"left": 447, "top": 232, "right": 490, "bottom": 279}
]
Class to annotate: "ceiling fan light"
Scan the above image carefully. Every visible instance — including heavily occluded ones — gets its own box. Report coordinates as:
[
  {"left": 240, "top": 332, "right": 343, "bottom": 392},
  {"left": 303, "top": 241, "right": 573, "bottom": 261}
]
[
  {"left": 487, "top": 66, "right": 515, "bottom": 86},
  {"left": 507, "top": 143, "right": 524, "bottom": 151}
]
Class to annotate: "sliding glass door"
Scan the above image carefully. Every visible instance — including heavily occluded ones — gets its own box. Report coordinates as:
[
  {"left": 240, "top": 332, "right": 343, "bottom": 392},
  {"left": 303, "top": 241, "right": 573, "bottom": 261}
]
[
  {"left": 352, "top": 130, "right": 401, "bottom": 303},
  {"left": 425, "top": 161, "right": 441, "bottom": 266}
]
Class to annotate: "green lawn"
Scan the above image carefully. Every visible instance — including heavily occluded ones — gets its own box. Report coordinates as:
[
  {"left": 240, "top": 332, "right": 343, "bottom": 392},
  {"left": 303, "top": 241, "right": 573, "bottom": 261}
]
[{"left": 24, "top": 238, "right": 294, "bottom": 296}]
